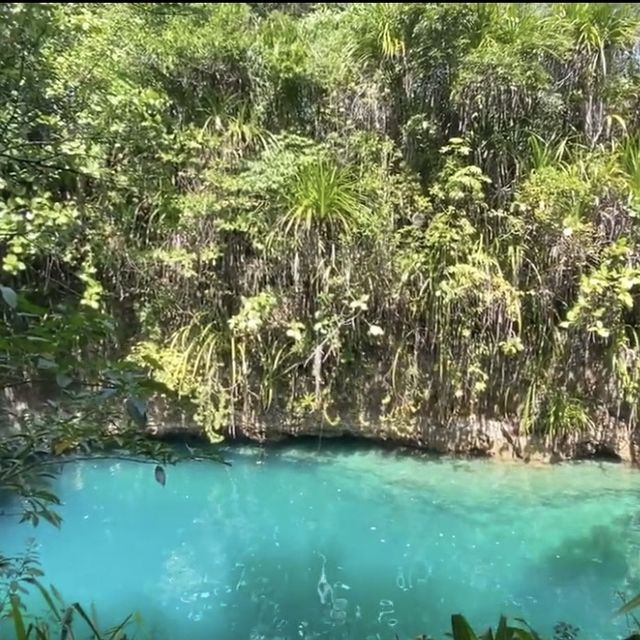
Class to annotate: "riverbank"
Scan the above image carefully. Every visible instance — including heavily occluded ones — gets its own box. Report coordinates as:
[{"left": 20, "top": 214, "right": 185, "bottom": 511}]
[
  {"left": 145, "top": 396, "right": 636, "bottom": 465},
  {"left": 3, "top": 385, "right": 636, "bottom": 465}
]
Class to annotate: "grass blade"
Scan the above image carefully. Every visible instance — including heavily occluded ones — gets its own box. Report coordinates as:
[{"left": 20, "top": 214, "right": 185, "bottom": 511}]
[
  {"left": 617, "top": 593, "right": 640, "bottom": 616},
  {"left": 24, "top": 578, "right": 62, "bottom": 622},
  {"left": 10, "top": 595, "right": 28, "bottom": 640},
  {"left": 72, "top": 602, "right": 104, "bottom": 638}
]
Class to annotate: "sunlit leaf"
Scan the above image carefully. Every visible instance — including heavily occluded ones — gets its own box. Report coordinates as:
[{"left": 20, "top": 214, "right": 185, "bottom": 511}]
[{"left": 368, "top": 324, "right": 384, "bottom": 337}]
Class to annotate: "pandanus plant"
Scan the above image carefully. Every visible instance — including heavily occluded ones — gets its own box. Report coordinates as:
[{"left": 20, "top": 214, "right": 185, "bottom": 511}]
[
  {"left": 279, "top": 158, "right": 369, "bottom": 242},
  {"left": 275, "top": 157, "right": 370, "bottom": 296}
]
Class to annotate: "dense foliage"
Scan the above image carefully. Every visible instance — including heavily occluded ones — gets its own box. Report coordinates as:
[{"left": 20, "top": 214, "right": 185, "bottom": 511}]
[
  {"left": 3, "top": 2, "right": 640, "bottom": 444},
  {"left": 3, "top": 2, "right": 640, "bottom": 635}
]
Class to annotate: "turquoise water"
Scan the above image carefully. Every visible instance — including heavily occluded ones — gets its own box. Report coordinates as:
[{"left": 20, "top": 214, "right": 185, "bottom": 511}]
[{"left": 3, "top": 444, "right": 640, "bottom": 639}]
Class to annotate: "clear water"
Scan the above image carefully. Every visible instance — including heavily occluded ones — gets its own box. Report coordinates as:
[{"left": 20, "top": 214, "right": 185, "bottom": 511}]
[{"left": 3, "top": 443, "right": 640, "bottom": 639}]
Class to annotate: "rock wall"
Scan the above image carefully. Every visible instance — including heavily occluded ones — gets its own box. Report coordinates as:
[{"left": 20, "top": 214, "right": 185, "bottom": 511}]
[
  {"left": 147, "top": 397, "right": 638, "bottom": 464},
  {"left": 2, "top": 385, "right": 638, "bottom": 464}
]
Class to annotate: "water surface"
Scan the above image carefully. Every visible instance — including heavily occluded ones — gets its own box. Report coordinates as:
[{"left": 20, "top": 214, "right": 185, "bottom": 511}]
[{"left": 3, "top": 443, "right": 640, "bottom": 639}]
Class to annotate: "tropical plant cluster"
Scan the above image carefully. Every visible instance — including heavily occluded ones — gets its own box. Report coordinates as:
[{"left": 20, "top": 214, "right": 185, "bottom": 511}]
[
  {"left": 4, "top": 3, "right": 640, "bottom": 444},
  {"left": 6, "top": 3, "right": 640, "bottom": 637}
]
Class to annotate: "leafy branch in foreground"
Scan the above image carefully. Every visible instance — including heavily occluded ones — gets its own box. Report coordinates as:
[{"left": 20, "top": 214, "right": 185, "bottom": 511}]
[
  {"left": 0, "top": 281, "right": 227, "bottom": 636},
  {"left": 1, "top": 542, "right": 140, "bottom": 639}
]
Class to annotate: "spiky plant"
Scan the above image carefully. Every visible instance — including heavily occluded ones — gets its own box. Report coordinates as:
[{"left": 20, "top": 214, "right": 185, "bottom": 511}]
[{"left": 279, "top": 158, "right": 369, "bottom": 242}]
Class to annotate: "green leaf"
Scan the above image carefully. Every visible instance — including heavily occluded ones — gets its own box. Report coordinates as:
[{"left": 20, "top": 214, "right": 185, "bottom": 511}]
[
  {"left": 512, "top": 619, "right": 541, "bottom": 640},
  {"left": 619, "top": 290, "right": 634, "bottom": 308},
  {"left": 73, "top": 602, "right": 104, "bottom": 637},
  {"left": 91, "top": 602, "right": 99, "bottom": 629},
  {"left": 40, "top": 508, "right": 62, "bottom": 528},
  {"left": 50, "top": 584, "right": 65, "bottom": 606},
  {"left": 23, "top": 578, "right": 62, "bottom": 621},
  {"left": 105, "top": 613, "right": 133, "bottom": 639},
  {"left": 494, "top": 616, "right": 508, "bottom": 640},
  {"left": 10, "top": 594, "right": 27, "bottom": 640},
  {"left": 451, "top": 614, "right": 478, "bottom": 640},
  {"left": 35, "top": 625, "right": 48, "bottom": 640},
  {"left": 3, "top": 253, "right": 25, "bottom": 273},
  {"left": 16, "top": 296, "right": 46, "bottom": 315},
  {"left": 617, "top": 592, "right": 640, "bottom": 616},
  {"left": 1, "top": 285, "right": 17, "bottom": 308},
  {"left": 137, "top": 377, "right": 171, "bottom": 394},
  {"left": 60, "top": 606, "right": 74, "bottom": 640}
]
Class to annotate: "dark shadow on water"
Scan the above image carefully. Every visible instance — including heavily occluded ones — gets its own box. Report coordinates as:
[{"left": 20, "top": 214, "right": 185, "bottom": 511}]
[
  {"left": 207, "top": 433, "right": 631, "bottom": 471},
  {"left": 216, "top": 434, "right": 466, "bottom": 467},
  {"left": 540, "top": 524, "right": 629, "bottom": 586}
]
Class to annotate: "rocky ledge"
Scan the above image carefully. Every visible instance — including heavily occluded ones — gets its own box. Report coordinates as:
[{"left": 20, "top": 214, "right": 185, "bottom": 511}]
[
  {"left": 146, "top": 399, "right": 638, "bottom": 465},
  {"left": 3, "top": 385, "right": 637, "bottom": 465}
]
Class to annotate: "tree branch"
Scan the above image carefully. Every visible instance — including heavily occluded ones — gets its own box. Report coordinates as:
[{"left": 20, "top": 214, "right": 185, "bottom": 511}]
[{"left": 37, "top": 454, "right": 231, "bottom": 467}]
